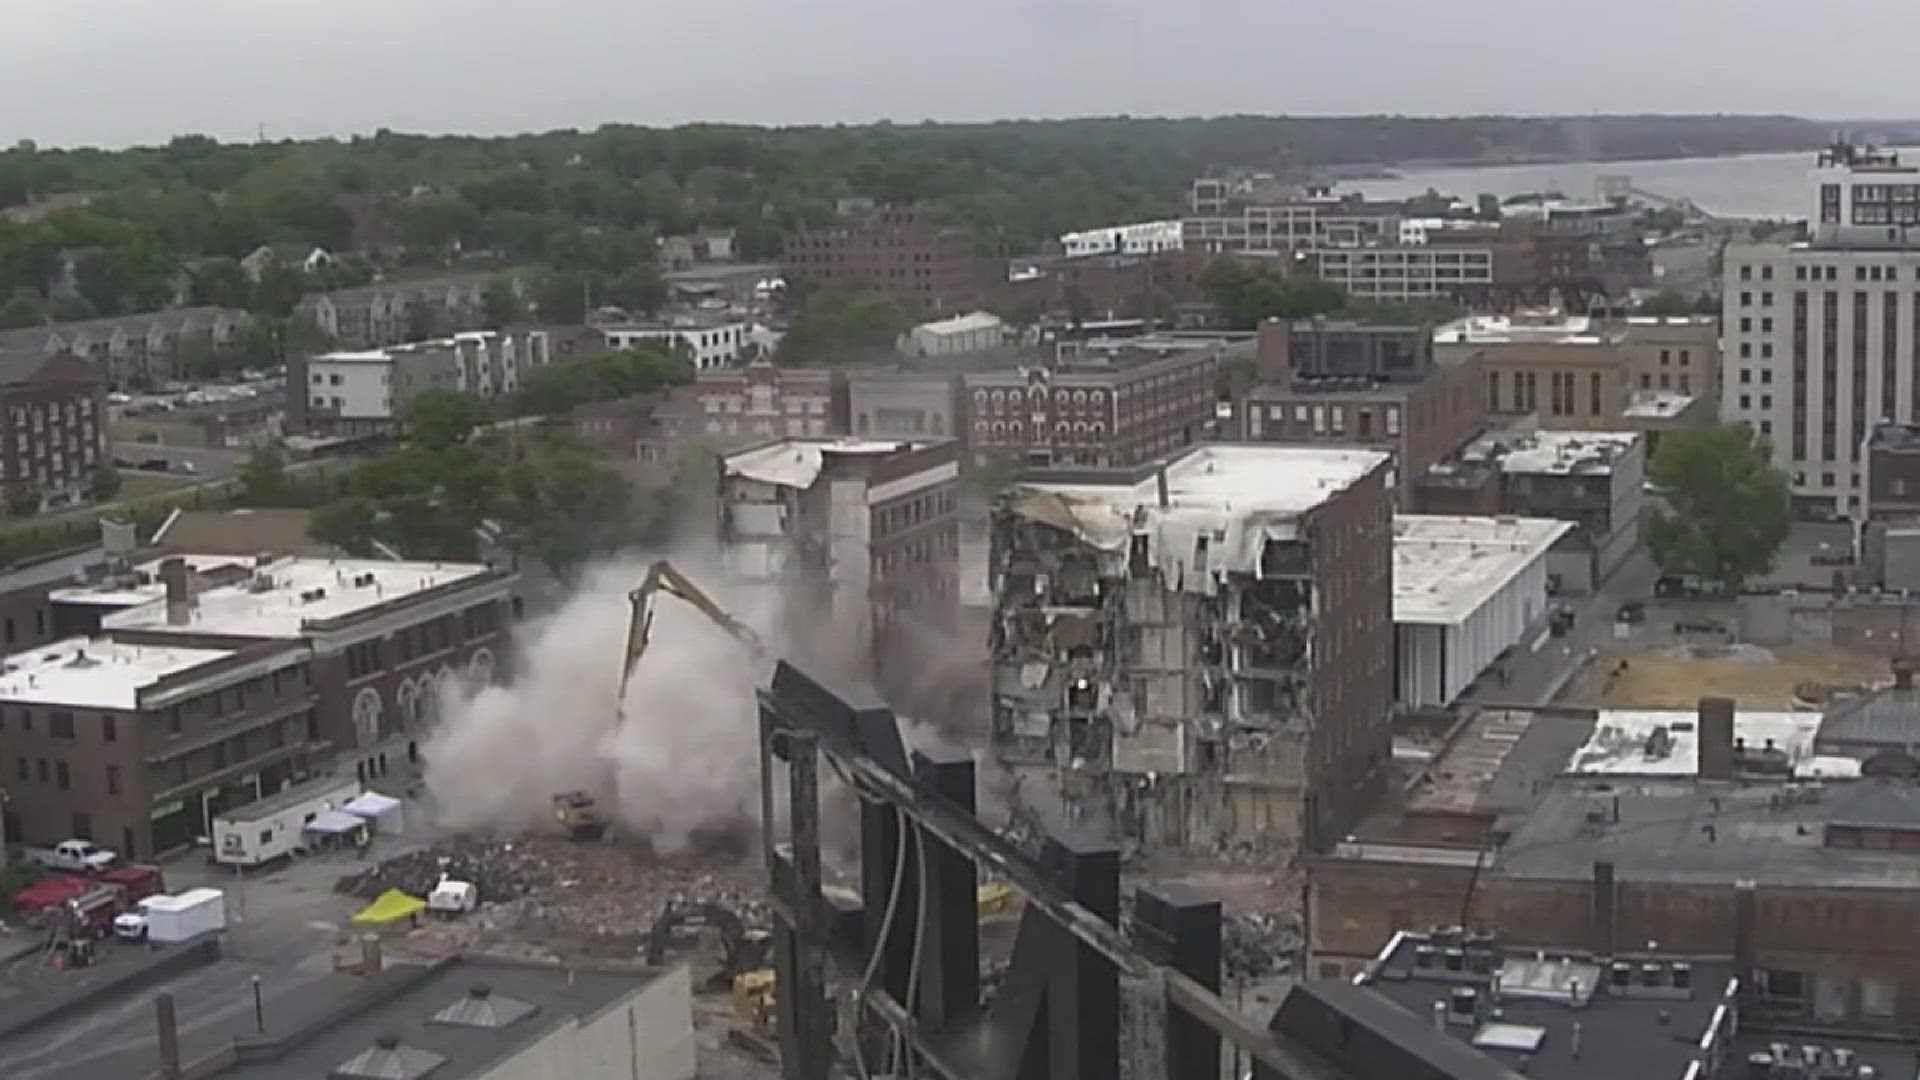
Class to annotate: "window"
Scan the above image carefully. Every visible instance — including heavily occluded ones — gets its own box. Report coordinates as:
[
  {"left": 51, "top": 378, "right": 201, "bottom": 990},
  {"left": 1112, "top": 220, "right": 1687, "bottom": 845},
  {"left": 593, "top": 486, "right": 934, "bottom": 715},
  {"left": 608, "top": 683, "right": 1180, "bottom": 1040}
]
[
  {"left": 106, "top": 765, "right": 120, "bottom": 795},
  {"left": 166, "top": 706, "right": 181, "bottom": 735},
  {"left": 49, "top": 710, "right": 74, "bottom": 740},
  {"left": 55, "top": 761, "right": 69, "bottom": 790},
  {"left": 14, "top": 757, "right": 25, "bottom": 781},
  {"left": 1741, "top": 368, "right": 1752, "bottom": 384},
  {"left": 1740, "top": 343, "right": 1752, "bottom": 358},
  {"left": 101, "top": 714, "right": 115, "bottom": 742},
  {"left": 35, "top": 759, "right": 46, "bottom": 782},
  {"left": 1740, "top": 395, "right": 1752, "bottom": 409}
]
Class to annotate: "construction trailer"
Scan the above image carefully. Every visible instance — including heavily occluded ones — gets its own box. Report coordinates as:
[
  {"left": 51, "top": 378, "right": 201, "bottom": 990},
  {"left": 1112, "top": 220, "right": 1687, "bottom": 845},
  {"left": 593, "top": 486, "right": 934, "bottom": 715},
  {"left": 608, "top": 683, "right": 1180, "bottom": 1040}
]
[{"left": 755, "top": 660, "right": 1341, "bottom": 1080}]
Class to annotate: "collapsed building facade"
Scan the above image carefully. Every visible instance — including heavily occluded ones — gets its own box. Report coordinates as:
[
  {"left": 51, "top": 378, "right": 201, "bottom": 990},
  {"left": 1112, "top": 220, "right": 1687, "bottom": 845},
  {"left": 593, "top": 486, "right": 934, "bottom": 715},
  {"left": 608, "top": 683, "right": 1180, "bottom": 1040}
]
[
  {"left": 989, "top": 443, "right": 1395, "bottom": 855},
  {"left": 718, "top": 437, "right": 961, "bottom": 708}
]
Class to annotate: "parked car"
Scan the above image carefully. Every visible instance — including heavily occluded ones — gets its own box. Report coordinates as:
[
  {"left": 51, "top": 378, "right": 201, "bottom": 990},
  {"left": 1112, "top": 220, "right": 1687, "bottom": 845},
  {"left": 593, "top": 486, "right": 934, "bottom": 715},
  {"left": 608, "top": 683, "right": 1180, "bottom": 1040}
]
[{"left": 22, "top": 839, "right": 118, "bottom": 873}]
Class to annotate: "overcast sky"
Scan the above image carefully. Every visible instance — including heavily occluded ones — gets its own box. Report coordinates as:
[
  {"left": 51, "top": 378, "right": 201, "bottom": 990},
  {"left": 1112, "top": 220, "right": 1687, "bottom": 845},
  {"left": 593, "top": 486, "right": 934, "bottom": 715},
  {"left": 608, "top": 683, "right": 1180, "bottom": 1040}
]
[{"left": 4, "top": 0, "right": 1916, "bottom": 147}]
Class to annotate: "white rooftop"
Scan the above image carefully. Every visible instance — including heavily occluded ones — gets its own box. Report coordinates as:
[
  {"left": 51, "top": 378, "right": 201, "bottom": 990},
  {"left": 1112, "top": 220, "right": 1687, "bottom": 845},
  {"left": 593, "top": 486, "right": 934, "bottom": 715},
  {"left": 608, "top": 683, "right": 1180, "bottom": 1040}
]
[
  {"left": 722, "top": 438, "right": 925, "bottom": 489},
  {"left": 1393, "top": 515, "right": 1573, "bottom": 625},
  {"left": 0, "top": 637, "right": 235, "bottom": 710},
  {"left": 311, "top": 350, "right": 392, "bottom": 363},
  {"left": 1566, "top": 709, "right": 1832, "bottom": 777},
  {"left": 1010, "top": 445, "right": 1389, "bottom": 594},
  {"left": 96, "top": 556, "right": 491, "bottom": 639},
  {"left": 1464, "top": 429, "right": 1642, "bottom": 476},
  {"left": 1622, "top": 391, "right": 1694, "bottom": 419},
  {"left": 51, "top": 554, "right": 240, "bottom": 607},
  {"left": 1434, "top": 311, "right": 1611, "bottom": 346},
  {"left": 914, "top": 312, "right": 1004, "bottom": 336}
]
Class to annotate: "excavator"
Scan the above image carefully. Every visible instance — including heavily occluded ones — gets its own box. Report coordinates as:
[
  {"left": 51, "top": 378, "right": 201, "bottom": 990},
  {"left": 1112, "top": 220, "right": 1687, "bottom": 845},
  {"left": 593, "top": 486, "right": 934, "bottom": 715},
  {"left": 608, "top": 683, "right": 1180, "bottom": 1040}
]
[{"left": 551, "top": 560, "right": 768, "bottom": 840}]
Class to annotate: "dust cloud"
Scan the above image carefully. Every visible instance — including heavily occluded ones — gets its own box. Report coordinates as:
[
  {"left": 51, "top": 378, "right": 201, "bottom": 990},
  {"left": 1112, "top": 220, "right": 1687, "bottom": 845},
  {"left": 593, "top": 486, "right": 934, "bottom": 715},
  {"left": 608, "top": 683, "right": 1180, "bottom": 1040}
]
[{"left": 420, "top": 550, "right": 1001, "bottom": 854}]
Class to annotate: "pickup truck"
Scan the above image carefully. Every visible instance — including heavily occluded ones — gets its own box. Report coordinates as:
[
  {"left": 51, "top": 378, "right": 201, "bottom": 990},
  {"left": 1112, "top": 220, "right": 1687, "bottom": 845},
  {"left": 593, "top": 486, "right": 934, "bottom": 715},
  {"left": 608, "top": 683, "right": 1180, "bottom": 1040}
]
[{"left": 22, "top": 839, "right": 118, "bottom": 873}]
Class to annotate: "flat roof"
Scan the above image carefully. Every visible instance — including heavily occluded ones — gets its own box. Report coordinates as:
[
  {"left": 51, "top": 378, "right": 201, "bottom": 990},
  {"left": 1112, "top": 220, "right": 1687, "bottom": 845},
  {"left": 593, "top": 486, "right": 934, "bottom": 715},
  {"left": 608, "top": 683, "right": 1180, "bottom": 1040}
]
[
  {"left": 1008, "top": 445, "right": 1388, "bottom": 591},
  {"left": 0, "top": 953, "right": 665, "bottom": 1080},
  {"left": 913, "top": 311, "right": 1003, "bottom": 335},
  {"left": 1393, "top": 515, "right": 1572, "bottom": 626},
  {"left": 1621, "top": 391, "right": 1694, "bottom": 419},
  {"left": 51, "top": 553, "right": 241, "bottom": 607},
  {"left": 215, "top": 775, "right": 359, "bottom": 823},
  {"left": 721, "top": 437, "right": 929, "bottom": 489},
  {"left": 1361, "top": 933, "right": 1730, "bottom": 1080},
  {"left": 1565, "top": 709, "right": 1831, "bottom": 778},
  {"left": 1434, "top": 312, "right": 1616, "bottom": 346},
  {"left": 96, "top": 555, "right": 493, "bottom": 639},
  {"left": 0, "top": 637, "right": 235, "bottom": 709},
  {"left": 1496, "top": 776, "right": 1920, "bottom": 888},
  {"left": 1462, "top": 429, "right": 1642, "bottom": 476}
]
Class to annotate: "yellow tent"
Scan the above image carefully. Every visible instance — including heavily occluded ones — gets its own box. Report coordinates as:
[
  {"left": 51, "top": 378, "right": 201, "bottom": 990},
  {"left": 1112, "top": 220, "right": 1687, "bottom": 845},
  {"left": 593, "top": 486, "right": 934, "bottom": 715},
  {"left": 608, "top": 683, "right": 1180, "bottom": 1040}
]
[{"left": 350, "top": 889, "right": 427, "bottom": 926}]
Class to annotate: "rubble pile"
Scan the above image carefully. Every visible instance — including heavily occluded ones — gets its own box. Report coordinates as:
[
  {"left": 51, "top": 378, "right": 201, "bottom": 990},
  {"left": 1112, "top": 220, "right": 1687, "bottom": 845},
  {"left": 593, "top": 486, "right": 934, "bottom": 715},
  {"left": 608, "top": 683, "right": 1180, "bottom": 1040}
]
[
  {"left": 1222, "top": 911, "right": 1302, "bottom": 981},
  {"left": 335, "top": 835, "right": 769, "bottom": 961}
]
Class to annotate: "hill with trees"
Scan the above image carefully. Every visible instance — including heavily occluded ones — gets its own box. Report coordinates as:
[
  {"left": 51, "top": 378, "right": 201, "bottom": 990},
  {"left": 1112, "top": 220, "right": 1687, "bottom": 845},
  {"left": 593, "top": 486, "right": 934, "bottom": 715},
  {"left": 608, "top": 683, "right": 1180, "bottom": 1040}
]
[{"left": 0, "top": 115, "right": 1860, "bottom": 322}]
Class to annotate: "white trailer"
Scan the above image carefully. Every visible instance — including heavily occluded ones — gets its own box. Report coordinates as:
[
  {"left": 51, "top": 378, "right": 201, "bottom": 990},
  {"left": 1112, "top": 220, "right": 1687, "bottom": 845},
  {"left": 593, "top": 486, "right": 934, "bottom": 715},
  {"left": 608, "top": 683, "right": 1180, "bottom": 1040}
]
[
  {"left": 140, "top": 888, "right": 227, "bottom": 943},
  {"left": 211, "top": 776, "right": 360, "bottom": 866}
]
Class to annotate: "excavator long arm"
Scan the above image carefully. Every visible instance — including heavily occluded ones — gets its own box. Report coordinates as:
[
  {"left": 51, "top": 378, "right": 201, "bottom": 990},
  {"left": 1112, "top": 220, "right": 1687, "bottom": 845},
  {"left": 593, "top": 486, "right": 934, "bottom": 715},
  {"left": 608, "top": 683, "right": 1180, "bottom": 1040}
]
[{"left": 618, "top": 560, "right": 766, "bottom": 700}]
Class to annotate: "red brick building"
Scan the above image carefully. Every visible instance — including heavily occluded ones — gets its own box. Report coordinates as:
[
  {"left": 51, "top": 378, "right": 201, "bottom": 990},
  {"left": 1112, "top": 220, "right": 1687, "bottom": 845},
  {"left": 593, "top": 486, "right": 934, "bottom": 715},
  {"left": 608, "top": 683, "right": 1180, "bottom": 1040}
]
[
  {"left": 0, "top": 351, "right": 108, "bottom": 512},
  {"left": 784, "top": 206, "right": 999, "bottom": 314},
  {"left": 962, "top": 342, "right": 1224, "bottom": 468}
]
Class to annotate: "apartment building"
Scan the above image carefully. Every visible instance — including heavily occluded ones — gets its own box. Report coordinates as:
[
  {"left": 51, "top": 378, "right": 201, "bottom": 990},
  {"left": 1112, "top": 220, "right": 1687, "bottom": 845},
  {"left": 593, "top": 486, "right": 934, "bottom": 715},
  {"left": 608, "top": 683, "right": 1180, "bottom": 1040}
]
[
  {"left": 49, "top": 552, "right": 515, "bottom": 786},
  {"left": 601, "top": 319, "right": 752, "bottom": 370},
  {"left": 718, "top": 438, "right": 959, "bottom": 690},
  {"left": 989, "top": 444, "right": 1395, "bottom": 855},
  {"left": 294, "top": 275, "right": 489, "bottom": 350},
  {"left": 0, "top": 307, "right": 248, "bottom": 388},
  {"left": 783, "top": 206, "right": 998, "bottom": 313},
  {"left": 963, "top": 339, "right": 1226, "bottom": 468},
  {"left": 0, "top": 351, "right": 108, "bottom": 511},
  {"left": 1721, "top": 143, "right": 1920, "bottom": 519},
  {"left": 1314, "top": 243, "right": 1501, "bottom": 303},
  {"left": 1182, "top": 180, "right": 1402, "bottom": 256},
  {"left": 297, "top": 329, "right": 553, "bottom": 435},
  {"left": 1059, "top": 220, "right": 1184, "bottom": 258},
  {"left": 1241, "top": 320, "right": 1485, "bottom": 500}
]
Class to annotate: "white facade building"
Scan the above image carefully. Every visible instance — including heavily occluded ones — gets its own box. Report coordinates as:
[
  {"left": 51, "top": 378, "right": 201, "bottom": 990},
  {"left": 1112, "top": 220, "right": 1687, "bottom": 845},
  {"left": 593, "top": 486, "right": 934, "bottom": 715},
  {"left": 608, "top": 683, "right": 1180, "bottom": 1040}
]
[
  {"left": 1392, "top": 515, "right": 1572, "bottom": 710},
  {"left": 602, "top": 322, "right": 749, "bottom": 369},
  {"left": 1316, "top": 245, "right": 1496, "bottom": 301},
  {"left": 305, "top": 352, "right": 393, "bottom": 422},
  {"left": 1721, "top": 145, "right": 1920, "bottom": 518},
  {"left": 1060, "top": 220, "right": 1184, "bottom": 258},
  {"left": 900, "top": 312, "right": 1006, "bottom": 357}
]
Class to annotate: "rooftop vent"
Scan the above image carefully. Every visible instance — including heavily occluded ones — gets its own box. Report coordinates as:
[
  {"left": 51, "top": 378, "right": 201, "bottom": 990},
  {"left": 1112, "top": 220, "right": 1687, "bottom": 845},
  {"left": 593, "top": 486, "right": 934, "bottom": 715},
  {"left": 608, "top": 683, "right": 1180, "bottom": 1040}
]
[
  {"left": 330, "top": 1035, "right": 446, "bottom": 1080},
  {"left": 431, "top": 983, "right": 539, "bottom": 1029},
  {"left": 64, "top": 648, "right": 99, "bottom": 670}
]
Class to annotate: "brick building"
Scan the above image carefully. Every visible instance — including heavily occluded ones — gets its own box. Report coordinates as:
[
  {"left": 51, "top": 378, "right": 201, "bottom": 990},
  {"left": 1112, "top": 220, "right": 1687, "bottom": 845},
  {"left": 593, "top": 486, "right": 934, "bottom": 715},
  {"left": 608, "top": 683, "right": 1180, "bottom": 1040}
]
[
  {"left": 783, "top": 206, "right": 998, "bottom": 314},
  {"left": 717, "top": 438, "right": 959, "bottom": 699},
  {"left": 0, "top": 632, "right": 319, "bottom": 859},
  {"left": 1241, "top": 319, "right": 1485, "bottom": 501},
  {"left": 989, "top": 444, "right": 1395, "bottom": 855},
  {"left": 0, "top": 351, "right": 108, "bottom": 512},
  {"left": 689, "top": 361, "right": 843, "bottom": 442},
  {"left": 47, "top": 552, "right": 515, "bottom": 788},
  {"left": 1312, "top": 699, "right": 1920, "bottom": 1029},
  {"left": 961, "top": 339, "right": 1228, "bottom": 468}
]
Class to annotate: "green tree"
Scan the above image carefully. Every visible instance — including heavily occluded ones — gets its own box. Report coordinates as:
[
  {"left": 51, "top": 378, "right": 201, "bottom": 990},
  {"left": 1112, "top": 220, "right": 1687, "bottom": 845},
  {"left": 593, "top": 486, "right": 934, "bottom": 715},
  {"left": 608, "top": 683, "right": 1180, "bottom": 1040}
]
[
  {"left": 500, "top": 437, "right": 634, "bottom": 581},
  {"left": 482, "top": 276, "right": 524, "bottom": 328},
  {"left": 309, "top": 496, "right": 381, "bottom": 555},
  {"left": 0, "top": 294, "right": 45, "bottom": 330},
  {"left": 777, "top": 288, "right": 916, "bottom": 365},
  {"left": 1645, "top": 424, "right": 1792, "bottom": 591},
  {"left": 91, "top": 463, "right": 121, "bottom": 502},
  {"left": 236, "top": 444, "right": 292, "bottom": 506},
  {"left": 5, "top": 485, "right": 39, "bottom": 518},
  {"left": 1199, "top": 261, "right": 1347, "bottom": 328},
  {"left": 405, "top": 390, "right": 494, "bottom": 451}
]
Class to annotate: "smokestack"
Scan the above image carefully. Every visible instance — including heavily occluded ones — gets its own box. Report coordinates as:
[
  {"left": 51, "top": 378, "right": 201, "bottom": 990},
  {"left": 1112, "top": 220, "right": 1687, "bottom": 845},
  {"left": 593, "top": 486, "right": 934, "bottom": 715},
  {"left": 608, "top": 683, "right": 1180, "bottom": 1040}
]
[
  {"left": 1697, "top": 697, "right": 1736, "bottom": 780},
  {"left": 1155, "top": 465, "right": 1170, "bottom": 509},
  {"left": 359, "top": 933, "right": 383, "bottom": 975},
  {"left": 1590, "top": 860, "right": 1616, "bottom": 957},
  {"left": 160, "top": 557, "right": 192, "bottom": 627},
  {"left": 156, "top": 992, "right": 181, "bottom": 1080},
  {"left": 1895, "top": 658, "right": 1914, "bottom": 691},
  {"left": 1255, "top": 317, "right": 1293, "bottom": 387}
]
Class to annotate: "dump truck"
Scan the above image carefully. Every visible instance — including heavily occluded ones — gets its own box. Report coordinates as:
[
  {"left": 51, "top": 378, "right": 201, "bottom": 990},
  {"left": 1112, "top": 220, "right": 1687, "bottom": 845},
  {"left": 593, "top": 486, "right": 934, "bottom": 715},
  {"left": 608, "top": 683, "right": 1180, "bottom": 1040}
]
[{"left": 552, "top": 561, "right": 767, "bottom": 838}]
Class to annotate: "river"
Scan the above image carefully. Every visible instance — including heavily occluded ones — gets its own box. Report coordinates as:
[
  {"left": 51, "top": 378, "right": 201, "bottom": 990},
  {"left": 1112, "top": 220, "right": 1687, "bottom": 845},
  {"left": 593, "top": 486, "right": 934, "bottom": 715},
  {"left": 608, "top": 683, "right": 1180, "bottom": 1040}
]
[{"left": 1346, "top": 149, "right": 1916, "bottom": 220}]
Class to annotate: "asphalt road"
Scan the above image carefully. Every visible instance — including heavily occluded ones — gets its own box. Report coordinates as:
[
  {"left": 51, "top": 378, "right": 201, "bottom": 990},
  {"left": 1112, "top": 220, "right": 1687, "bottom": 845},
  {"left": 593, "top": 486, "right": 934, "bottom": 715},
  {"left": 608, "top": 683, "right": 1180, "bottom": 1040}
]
[{"left": 110, "top": 443, "right": 245, "bottom": 479}]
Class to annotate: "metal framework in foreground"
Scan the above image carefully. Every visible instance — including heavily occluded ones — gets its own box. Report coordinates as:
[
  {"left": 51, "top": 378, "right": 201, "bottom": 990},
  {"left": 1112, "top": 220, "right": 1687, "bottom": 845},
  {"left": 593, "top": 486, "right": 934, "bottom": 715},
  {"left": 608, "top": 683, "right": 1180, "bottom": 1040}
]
[{"left": 756, "top": 661, "right": 1339, "bottom": 1080}]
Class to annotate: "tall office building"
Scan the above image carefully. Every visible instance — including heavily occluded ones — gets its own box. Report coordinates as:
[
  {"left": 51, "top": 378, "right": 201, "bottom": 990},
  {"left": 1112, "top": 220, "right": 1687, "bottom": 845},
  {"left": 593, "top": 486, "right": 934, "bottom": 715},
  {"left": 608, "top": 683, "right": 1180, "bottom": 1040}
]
[{"left": 1723, "top": 143, "right": 1920, "bottom": 519}]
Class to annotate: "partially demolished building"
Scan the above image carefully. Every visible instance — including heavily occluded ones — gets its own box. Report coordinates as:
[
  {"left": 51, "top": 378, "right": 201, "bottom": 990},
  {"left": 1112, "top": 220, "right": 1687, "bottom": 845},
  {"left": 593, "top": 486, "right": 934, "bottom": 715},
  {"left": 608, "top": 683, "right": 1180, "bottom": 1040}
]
[{"left": 990, "top": 443, "right": 1395, "bottom": 854}]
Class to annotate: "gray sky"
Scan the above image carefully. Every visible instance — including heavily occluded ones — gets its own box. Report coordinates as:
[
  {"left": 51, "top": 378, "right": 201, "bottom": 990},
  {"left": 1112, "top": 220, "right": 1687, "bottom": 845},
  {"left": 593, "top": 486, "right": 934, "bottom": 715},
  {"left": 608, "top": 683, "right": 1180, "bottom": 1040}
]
[{"left": 3, "top": 0, "right": 1915, "bottom": 147}]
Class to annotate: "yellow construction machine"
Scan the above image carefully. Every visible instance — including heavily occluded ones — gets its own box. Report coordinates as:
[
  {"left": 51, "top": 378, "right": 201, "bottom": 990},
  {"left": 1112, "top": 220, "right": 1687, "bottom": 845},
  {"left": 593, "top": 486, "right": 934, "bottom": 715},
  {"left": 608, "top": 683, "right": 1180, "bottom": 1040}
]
[{"left": 552, "top": 561, "right": 767, "bottom": 839}]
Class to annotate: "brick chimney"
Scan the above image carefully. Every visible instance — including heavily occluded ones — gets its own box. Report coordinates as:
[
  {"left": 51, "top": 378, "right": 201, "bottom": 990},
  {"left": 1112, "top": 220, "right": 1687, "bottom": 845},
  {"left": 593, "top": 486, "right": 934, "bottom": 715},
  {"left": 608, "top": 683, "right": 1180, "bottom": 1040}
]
[
  {"left": 1697, "top": 697, "right": 1736, "bottom": 780},
  {"left": 1255, "top": 318, "right": 1292, "bottom": 387},
  {"left": 159, "top": 557, "right": 192, "bottom": 627}
]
